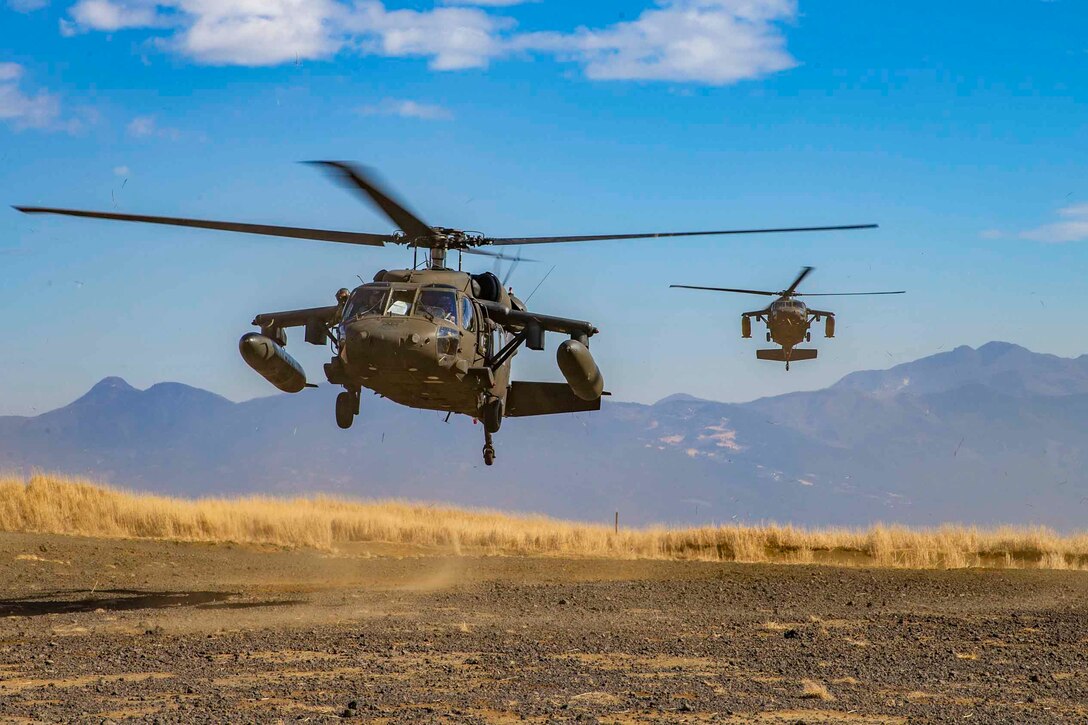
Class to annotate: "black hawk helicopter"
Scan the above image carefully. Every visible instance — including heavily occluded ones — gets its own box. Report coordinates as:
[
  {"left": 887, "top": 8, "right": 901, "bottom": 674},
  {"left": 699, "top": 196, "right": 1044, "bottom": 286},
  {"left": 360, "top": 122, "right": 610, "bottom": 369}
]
[
  {"left": 16, "top": 164, "right": 876, "bottom": 463},
  {"left": 671, "top": 266, "right": 904, "bottom": 370}
]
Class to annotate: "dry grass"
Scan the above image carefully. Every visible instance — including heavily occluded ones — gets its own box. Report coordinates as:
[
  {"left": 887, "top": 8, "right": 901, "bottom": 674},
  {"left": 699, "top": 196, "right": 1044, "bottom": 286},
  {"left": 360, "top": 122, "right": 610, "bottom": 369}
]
[
  {"left": 2, "top": 474, "right": 1088, "bottom": 570},
  {"left": 800, "top": 679, "right": 835, "bottom": 701}
]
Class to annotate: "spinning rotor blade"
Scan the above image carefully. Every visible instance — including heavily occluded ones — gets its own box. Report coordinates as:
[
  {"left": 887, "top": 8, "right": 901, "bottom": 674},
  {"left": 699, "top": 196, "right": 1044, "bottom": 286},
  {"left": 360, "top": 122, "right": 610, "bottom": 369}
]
[
  {"left": 784, "top": 266, "right": 814, "bottom": 295},
  {"left": 309, "top": 161, "right": 435, "bottom": 242},
  {"left": 462, "top": 247, "right": 539, "bottom": 262},
  {"left": 797, "top": 290, "right": 906, "bottom": 296},
  {"left": 487, "top": 224, "right": 877, "bottom": 246},
  {"left": 13, "top": 207, "right": 389, "bottom": 246},
  {"left": 669, "top": 285, "right": 778, "bottom": 296}
]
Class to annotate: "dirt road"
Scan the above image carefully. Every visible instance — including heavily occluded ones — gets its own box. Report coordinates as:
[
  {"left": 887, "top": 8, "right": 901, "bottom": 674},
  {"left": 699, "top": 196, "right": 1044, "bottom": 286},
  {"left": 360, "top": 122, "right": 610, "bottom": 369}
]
[{"left": 1, "top": 532, "right": 1086, "bottom": 723}]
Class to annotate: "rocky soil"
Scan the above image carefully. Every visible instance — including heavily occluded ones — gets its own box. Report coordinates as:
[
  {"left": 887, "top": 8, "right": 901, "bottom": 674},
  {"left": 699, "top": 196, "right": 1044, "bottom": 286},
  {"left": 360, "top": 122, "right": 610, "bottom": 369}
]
[{"left": 1, "top": 532, "right": 1086, "bottom": 723}]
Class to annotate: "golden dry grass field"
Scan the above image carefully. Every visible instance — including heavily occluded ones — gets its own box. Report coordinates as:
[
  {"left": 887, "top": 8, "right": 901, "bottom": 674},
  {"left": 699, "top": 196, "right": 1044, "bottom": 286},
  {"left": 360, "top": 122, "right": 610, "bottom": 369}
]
[{"left": 2, "top": 473, "right": 1086, "bottom": 570}]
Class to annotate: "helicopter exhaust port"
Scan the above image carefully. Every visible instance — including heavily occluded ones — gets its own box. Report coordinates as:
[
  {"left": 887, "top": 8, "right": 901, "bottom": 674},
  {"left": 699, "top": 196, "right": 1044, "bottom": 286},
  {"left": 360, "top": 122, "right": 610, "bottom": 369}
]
[
  {"left": 557, "top": 339, "right": 604, "bottom": 401},
  {"left": 239, "top": 332, "right": 308, "bottom": 393}
]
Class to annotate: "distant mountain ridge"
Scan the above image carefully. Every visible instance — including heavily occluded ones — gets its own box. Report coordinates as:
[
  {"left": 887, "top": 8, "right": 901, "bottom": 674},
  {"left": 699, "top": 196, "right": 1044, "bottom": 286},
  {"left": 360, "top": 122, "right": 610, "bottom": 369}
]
[
  {"left": 833, "top": 341, "right": 1088, "bottom": 398},
  {"left": 3, "top": 342, "right": 1087, "bottom": 529}
]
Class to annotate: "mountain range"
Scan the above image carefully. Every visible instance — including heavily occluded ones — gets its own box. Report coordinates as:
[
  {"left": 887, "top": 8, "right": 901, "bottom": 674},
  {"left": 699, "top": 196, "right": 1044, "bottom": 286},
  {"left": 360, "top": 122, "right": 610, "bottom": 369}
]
[{"left": 3, "top": 341, "right": 1087, "bottom": 529}]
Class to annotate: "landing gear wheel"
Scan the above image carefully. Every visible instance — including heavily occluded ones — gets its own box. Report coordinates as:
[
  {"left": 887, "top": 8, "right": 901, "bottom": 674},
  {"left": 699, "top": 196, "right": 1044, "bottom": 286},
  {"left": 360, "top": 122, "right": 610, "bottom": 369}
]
[
  {"left": 483, "top": 430, "right": 496, "bottom": 466},
  {"left": 335, "top": 391, "right": 358, "bottom": 430}
]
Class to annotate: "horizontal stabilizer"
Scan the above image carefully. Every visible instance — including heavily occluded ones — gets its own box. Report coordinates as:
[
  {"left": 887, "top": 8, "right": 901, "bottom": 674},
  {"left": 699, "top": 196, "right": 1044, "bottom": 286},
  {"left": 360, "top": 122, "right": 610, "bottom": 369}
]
[
  {"left": 506, "top": 381, "right": 602, "bottom": 417},
  {"left": 757, "top": 348, "right": 818, "bottom": 362}
]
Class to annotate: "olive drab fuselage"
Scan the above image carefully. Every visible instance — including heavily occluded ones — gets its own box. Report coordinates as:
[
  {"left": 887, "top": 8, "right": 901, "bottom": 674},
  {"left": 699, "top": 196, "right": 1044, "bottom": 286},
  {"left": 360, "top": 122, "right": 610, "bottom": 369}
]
[
  {"left": 247, "top": 259, "right": 605, "bottom": 464},
  {"left": 740, "top": 296, "right": 831, "bottom": 369},
  {"left": 762, "top": 298, "right": 825, "bottom": 350},
  {"left": 329, "top": 267, "right": 515, "bottom": 420}
]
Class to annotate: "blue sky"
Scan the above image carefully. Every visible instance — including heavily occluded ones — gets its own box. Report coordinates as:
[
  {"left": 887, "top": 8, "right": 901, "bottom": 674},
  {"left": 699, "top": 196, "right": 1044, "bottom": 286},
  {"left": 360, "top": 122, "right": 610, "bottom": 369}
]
[{"left": 1, "top": 0, "right": 1086, "bottom": 416}]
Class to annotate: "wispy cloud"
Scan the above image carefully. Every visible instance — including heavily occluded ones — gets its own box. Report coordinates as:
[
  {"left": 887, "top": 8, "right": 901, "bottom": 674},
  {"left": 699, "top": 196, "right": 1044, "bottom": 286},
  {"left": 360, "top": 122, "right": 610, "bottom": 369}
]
[
  {"left": 113, "top": 165, "right": 130, "bottom": 176},
  {"left": 8, "top": 0, "right": 50, "bottom": 11},
  {"left": 358, "top": 98, "right": 453, "bottom": 120},
  {"left": 56, "top": 0, "right": 799, "bottom": 85},
  {"left": 0, "top": 62, "right": 80, "bottom": 132},
  {"left": 1020, "top": 204, "right": 1088, "bottom": 244},
  {"left": 439, "top": 0, "right": 535, "bottom": 6},
  {"left": 126, "top": 114, "right": 180, "bottom": 140}
]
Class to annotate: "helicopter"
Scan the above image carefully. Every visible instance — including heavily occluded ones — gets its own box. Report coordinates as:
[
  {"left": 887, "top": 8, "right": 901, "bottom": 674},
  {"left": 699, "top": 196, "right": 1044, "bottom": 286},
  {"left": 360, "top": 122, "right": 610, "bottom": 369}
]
[
  {"left": 15, "top": 163, "right": 876, "bottom": 464},
  {"left": 671, "top": 266, "right": 904, "bottom": 370}
]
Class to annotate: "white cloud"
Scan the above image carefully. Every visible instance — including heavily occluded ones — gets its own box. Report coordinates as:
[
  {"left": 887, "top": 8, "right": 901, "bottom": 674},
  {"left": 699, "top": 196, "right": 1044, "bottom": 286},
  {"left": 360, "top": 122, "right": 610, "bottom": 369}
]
[
  {"left": 69, "top": 0, "right": 164, "bottom": 31},
  {"left": 175, "top": 0, "right": 344, "bottom": 66},
  {"left": 358, "top": 98, "right": 453, "bottom": 120},
  {"left": 57, "top": 0, "right": 799, "bottom": 85},
  {"left": 979, "top": 228, "right": 1003, "bottom": 240},
  {"left": 0, "top": 62, "right": 78, "bottom": 132},
  {"left": 350, "top": 2, "right": 513, "bottom": 70},
  {"left": 64, "top": 0, "right": 343, "bottom": 64},
  {"left": 516, "top": 0, "right": 798, "bottom": 85},
  {"left": 126, "top": 114, "right": 180, "bottom": 139},
  {"left": 113, "top": 165, "right": 130, "bottom": 176},
  {"left": 1021, "top": 204, "right": 1088, "bottom": 244},
  {"left": 62, "top": 0, "right": 505, "bottom": 69}
]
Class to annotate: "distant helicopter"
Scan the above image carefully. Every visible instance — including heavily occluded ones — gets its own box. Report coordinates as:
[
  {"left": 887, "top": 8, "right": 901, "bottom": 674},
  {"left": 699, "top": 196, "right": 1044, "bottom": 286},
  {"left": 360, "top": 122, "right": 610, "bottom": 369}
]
[
  {"left": 671, "top": 267, "right": 904, "bottom": 370},
  {"left": 16, "top": 165, "right": 876, "bottom": 463}
]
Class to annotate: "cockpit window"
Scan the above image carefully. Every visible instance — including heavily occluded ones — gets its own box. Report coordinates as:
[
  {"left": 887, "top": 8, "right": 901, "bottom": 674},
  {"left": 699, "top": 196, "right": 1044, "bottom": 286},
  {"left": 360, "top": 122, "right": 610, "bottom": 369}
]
[
  {"left": 460, "top": 296, "right": 475, "bottom": 332},
  {"left": 386, "top": 289, "right": 416, "bottom": 317},
  {"left": 344, "top": 285, "right": 389, "bottom": 319},
  {"left": 414, "top": 289, "right": 458, "bottom": 324}
]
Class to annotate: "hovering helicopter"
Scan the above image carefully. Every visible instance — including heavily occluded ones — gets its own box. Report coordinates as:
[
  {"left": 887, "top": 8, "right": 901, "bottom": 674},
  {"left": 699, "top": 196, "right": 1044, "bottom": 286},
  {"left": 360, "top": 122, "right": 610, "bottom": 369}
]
[
  {"left": 671, "top": 267, "right": 904, "bottom": 370},
  {"left": 15, "top": 164, "right": 876, "bottom": 464}
]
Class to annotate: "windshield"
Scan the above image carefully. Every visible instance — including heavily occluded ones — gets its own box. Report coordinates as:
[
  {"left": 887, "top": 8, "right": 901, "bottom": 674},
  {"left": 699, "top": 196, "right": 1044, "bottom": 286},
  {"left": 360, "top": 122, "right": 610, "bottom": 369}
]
[
  {"left": 460, "top": 296, "right": 475, "bottom": 331},
  {"left": 385, "top": 289, "right": 416, "bottom": 317},
  {"left": 414, "top": 288, "right": 458, "bottom": 325},
  {"left": 344, "top": 285, "right": 388, "bottom": 319}
]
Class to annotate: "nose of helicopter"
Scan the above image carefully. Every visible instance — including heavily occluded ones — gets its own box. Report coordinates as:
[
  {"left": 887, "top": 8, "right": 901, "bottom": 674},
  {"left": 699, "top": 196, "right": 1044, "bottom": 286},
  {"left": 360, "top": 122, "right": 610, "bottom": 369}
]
[{"left": 340, "top": 318, "right": 442, "bottom": 372}]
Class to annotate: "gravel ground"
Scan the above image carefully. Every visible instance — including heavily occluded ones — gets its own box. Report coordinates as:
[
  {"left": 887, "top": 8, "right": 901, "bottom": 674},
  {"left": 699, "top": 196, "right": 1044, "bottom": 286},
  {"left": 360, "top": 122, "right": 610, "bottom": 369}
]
[{"left": 0, "top": 532, "right": 1086, "bottom": 723}]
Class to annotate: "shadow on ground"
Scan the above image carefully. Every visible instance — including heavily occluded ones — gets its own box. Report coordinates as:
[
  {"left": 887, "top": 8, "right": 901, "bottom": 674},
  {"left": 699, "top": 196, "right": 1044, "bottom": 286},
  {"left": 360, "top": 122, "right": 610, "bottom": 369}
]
[{"left": 0, "top": 590, "right": 304, "bottom": 616}]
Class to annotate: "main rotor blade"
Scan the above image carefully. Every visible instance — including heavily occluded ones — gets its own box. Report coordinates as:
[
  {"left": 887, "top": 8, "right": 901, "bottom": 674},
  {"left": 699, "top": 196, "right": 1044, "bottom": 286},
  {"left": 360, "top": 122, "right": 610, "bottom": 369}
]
[
  {"left": 13, "top": 206, "right": 389, "bottom": 246},
  {"left": 462, "top": 247, "right": 539, "bottom": 262},
  {"left": 487, "top": 224, "right": 877, "bottom": 246},
  {"left": 669, "top": 285, "right": 778, "bottom": 296},
  {"left": 797, "top": 291, "right": 906, "bottom": 296},
  {"left": 784, "top": 266, "right": 815, "bottom": 295},
  {"left": 308, "top": 161, "right": 435, "bottom": 242}
]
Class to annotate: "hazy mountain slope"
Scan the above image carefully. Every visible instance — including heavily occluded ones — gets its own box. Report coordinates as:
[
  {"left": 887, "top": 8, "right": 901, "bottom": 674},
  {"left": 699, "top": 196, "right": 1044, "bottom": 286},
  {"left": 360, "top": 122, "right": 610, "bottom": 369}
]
[
  {"left": 3, "top": 343, "right": 1088, "bottom": 528},
  {"left": 833, "top": 342, "right": 1088, "bottom": 399}
]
